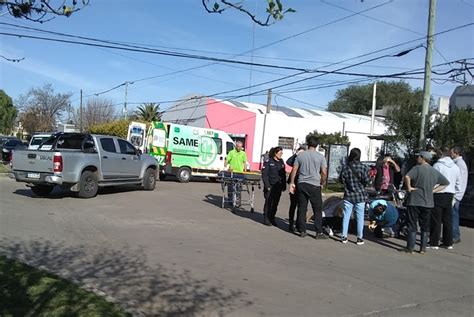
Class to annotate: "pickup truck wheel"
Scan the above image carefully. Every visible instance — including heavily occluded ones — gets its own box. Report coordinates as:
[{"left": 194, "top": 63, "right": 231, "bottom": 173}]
[
  {"left": 78, "top": 171, "right": 98, "bottom": 198},
  {"left": 143, "top": 168, "right": 156, "bottom": 191},
  {"left": 31, "top": 184, "right": 54, "bottom": 196},
  {"left": 177, "top": 167, "right": 191, "bottom": 183}
]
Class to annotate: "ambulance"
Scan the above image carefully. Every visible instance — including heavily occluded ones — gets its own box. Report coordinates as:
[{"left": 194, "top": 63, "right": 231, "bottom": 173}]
[{"left": 143, "top": 122, "right": 236, "bottom": 182}]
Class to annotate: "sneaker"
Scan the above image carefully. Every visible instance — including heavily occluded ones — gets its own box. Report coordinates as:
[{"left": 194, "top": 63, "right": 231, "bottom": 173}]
[
  {"left": 403, "top": 248, "right": 415, "bottom": 254},
  {"left": 453, "top": 239, "right": 461, "bottom": 244},
  {"left": 427, "top": 246, "right": 439, "bottom": 250},
  {"left": 442, "top": 245, "right": 454, "bottom": 250},
  {"left": 299, "top": 231, "right": 307, "bottom": 238},
  {"left": 356, "top": 238, "right": 365, "bottom": 245},
  {"left": 314, "top": 233, "right": 328, "bottom": 240},
  {"left": 340, "top": 237, "right": 348, "bottom": 244}
]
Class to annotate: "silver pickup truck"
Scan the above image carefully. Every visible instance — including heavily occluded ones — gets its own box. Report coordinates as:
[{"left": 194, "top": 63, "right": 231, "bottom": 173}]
[{"left": 10, "top": 133, "right": 158, "bottom": 198}]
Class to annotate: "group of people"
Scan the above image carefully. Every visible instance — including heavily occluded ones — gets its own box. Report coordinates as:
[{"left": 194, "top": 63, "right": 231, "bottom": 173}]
[
  {"left": 403, "top": 147, "right": 467, "bottom": 254},
  {"left": 257, "top": 139, "right": 468, "bottom": 252}
]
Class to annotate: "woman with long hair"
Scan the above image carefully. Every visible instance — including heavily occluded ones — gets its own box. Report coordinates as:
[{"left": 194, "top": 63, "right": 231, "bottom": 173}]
[
  {"left": 339, "top": 148, "right": 370, "bottom": 245},
  {"left": 262, "top": 146, "right": 287, "bottom": 226}
]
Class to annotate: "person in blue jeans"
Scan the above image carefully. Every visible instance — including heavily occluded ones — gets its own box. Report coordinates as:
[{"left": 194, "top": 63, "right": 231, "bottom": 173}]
[
  {"left": 368, "top": 199, "right": 399, "bottom": 238},
  {"left": 450, "top": 147, "right": 468, "bottom": 244},
  {"left": 339, "top": 148, "right": 370, "bottom": 245}
]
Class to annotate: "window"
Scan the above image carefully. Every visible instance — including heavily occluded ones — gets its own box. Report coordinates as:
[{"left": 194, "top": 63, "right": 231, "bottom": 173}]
[
  {"left": 100, "top": 138, "right": 117, "bottom": 153},
  {"left": 56, "top": 136, "right": 84, "bottom": 149},
  {"left": 118, "top": 139, "right": 137, "bottom": 155},
  {"left": 30, "top": 136, "right": 50, "bottom": 146},
  {"left": 278, "top": 137, "right": 294, "bottom": 150},
  {"left": 213, "top": 138, "right": 222, "bottom": 155},
  {"left": 226, "top": 142, "right": 234, "bottom": 154}
]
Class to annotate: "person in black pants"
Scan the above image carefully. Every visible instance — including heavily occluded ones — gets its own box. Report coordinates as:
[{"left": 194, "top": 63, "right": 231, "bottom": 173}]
[
  {"left": 404, "top": 151, "right": 449, "bottom": 254},
  {"left": 286, "top": 146, "right": 306, "bottom": 232},
  {"left": 429, "top": 147, "right": 462, "bottom": 250},
  {"left": 262, "top": 146, "right": 287, "bottom": 226},
  {"left": 289, "top": 136, "right": 328, "bottom": 239}
]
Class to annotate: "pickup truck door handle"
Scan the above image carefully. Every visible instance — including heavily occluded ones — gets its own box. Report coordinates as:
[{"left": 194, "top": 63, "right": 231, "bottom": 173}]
[{"left": 102, "top": 156, "right": 108, "bottom": 159}]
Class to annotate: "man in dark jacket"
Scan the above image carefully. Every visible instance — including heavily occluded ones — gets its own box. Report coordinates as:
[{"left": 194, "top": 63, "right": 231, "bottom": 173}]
[{"left": 262, "top": 146, "right": 287, "bottom": 226}]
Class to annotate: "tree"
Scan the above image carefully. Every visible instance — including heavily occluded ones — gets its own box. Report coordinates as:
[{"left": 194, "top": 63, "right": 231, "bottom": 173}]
[
  {"left": 17, "top": 84, "right": 72, "bottom": 135},
  {"left": 1, "top": 1, "right": 292, "bottom": 25},
  {"left": 202, "top": 0, "right": 295, "bottom": 26},
  {"left": 383, "top": 102, "right": 432, "bottom": 156},
  {"left": 1, "top": 0, "right": 89, "bottom": 22},
  {"left": 305, "top": 130, "right": 350, "bottom": 151},
  {"left": 134, "top": 103, "right": 162, "bottom": 122},
  {"left": 77, "top": 97, "right": 116, "bottom": 131},
  {"left": 0, "top": 90, "right": 17, "bottom": 135},
  {"left": 327, "top": 81, "right": 423, "bottom": 115},
  {"left": 430, "top": 109, "right": 474, "bottom": 152}
]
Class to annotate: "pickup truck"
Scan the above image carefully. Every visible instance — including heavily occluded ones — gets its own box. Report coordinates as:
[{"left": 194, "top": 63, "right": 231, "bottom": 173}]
[{"left": 10, "top": 133, "right": 158, "bottom": 198}]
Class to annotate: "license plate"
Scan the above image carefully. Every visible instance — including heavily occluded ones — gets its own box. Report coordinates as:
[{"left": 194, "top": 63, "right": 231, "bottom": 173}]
[{"left": 27, "top": 173, "right": 40, "bottom": 179}]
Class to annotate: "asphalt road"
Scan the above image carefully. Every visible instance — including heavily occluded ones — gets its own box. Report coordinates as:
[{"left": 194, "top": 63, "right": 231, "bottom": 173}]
[{"left": 0, "top": 176, "right": 473, "bottom": 316}]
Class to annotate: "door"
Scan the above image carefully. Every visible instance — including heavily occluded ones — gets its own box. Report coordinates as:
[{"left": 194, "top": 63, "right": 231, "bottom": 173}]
[
  {"left": 98, "top": 137, "right": 121, "bottom": 179},
  {"left": 117, "top": 139, "right": 141, "bottom": 178}
]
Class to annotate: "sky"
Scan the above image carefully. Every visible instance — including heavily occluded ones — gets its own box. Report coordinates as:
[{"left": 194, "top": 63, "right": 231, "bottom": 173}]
[{"left": 0, "top": 0, "right": 473, "bottom": 118}]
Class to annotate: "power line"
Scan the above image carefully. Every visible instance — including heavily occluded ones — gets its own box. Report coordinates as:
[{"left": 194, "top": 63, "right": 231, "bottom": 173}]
[
  {"left": 0, "top": 1, "right": 394, "bottom": 94},
  {"left": 321, "top": 0, "right": 450, "bottom": 63}
]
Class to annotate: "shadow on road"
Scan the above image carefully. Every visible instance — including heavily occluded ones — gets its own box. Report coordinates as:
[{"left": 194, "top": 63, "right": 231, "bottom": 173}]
[
  {"left": 12, "top": 185, "right": 148, "bottom": 199},
  {"left": 0, "top": 238, "right": 251, "bottom": 316},
  {"left": 203, "top": 194, "right": 294, "bottom": 234}
]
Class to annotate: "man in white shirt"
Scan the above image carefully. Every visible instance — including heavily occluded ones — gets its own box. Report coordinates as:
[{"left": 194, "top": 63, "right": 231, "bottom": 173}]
[{"left": 450, "top": 147, "right": 469, "bottom": 244}]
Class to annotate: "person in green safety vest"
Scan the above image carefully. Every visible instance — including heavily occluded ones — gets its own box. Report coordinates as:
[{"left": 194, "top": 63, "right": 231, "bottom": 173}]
[
  {"left": 225, "top": 141, "right": 248, "bottom": 207},
  {"left": 226, "top": 141, "right": 248, "bottom": 173}
]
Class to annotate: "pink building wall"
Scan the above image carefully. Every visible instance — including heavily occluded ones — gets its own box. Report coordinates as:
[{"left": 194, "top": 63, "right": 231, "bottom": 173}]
[{"left": 205, "top": 98, "right": 260, "bottom": 170}]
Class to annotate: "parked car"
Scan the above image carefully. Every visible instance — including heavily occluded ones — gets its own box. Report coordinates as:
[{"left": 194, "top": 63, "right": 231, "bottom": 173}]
[
  {"left": 10, "top": 133, "right": 158, "bottom": 198},
  {"left": 1, "top": 138, "right": 27, "bottom": 162},
  {"left": 28, "top": 133, "right": 53, "bottom": 150}
]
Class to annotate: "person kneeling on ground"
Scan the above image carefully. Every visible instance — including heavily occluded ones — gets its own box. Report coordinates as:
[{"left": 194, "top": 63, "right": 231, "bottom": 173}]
[{"left": 368, "top": 199, "right": 399, "bottom": 238}]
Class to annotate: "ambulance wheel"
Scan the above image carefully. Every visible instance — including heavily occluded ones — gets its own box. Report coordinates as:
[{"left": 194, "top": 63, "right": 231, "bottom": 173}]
[
  {"left": 177, "top": 167, "right": 191, "bottom": 183},
  {"left": 209, "top": 177, "right": 218, "bottom": 183},
  {"left": 159, "top": 173, "right": 167, "bottom": 181}
]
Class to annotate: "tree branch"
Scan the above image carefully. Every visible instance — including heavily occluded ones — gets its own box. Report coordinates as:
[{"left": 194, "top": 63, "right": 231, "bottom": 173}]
[{"left": 202, "top": 0, "right": 294, "bottom": 26}]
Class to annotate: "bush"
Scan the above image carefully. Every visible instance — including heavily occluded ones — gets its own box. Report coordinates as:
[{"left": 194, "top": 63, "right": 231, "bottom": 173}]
[{"left": 88, "top": 120, "right": 130, "bottom": 139}]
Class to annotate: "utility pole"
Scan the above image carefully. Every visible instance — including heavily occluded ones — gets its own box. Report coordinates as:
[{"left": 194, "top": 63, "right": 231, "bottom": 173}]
[
  {"left": 259, "top": 89, "right": 272, "bottom": 168},
  {"left": 123, "top": 81, "right": 129, "bottom": 120},
  {"left": 79, "top": 89, "right": 83, "bottom": 133},
  {"left": 419, "top": 0, "right": 436, "bottom": 149},
  {"left": 368, "top": 82, "right": 377, "bottom": 160}
]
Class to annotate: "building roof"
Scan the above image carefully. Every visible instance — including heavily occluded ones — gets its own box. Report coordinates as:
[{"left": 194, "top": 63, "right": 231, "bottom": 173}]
[{"left": 216, "top": 99, "right": 377, "bottom": 123}]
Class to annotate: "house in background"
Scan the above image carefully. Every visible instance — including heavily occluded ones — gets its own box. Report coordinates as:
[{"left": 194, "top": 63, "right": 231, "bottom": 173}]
[
  {"left": 450, "top": 85, "right": 474, "bottom": 113},
  {"left": 161, "top": 95, "right": 387, "bottom": 170}
]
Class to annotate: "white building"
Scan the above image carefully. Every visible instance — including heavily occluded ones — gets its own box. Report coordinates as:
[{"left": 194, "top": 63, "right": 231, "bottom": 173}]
[{"left": 162, "top": 96, "right": 388, "bottom": 170}]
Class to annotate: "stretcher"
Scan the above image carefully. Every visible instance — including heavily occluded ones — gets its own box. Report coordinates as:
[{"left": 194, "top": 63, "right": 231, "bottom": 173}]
[{"left": 217, "top": 170, "right": 261, "bottom": 212}]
